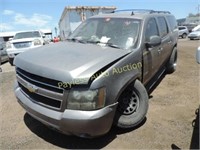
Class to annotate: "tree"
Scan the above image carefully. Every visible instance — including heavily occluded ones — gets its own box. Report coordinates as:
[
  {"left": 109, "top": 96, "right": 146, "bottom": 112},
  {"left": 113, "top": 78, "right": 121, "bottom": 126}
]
[{"left": 188, "top": 13, "right": 195, "bottom": 17}]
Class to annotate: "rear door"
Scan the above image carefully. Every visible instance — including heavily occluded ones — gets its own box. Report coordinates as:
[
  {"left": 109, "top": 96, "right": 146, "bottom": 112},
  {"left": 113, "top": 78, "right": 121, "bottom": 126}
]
[{"left": 157, "top": 16, "right": 172, "bottom": 65}]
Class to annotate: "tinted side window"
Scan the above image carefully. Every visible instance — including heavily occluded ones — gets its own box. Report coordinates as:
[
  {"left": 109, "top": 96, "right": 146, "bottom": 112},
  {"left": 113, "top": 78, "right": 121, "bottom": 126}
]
[
  {"left": 166, "top": 16, "right": 177, "bottom": 31},
  {"left": 157, "top": 17, "right": 169, "bottom": 38},
  {"left": 178, "top": 27, "right": 184, "bottom": 30},
  {"left": 145, "top": 18, "right": 159, "bottom": 42}
]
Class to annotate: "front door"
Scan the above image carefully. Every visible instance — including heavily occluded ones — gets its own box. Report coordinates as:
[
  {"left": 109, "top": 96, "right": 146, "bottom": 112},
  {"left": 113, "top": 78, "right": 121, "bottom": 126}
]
[{"left": 143, "top": 17, "right": 162, "bottom": 84}]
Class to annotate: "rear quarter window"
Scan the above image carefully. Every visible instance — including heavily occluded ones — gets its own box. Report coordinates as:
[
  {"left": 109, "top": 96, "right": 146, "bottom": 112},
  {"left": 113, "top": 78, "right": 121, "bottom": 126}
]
[
  {"left": 157, "top": 17, "right": 169, "bottom": 38},
  {"left": 166, "top": 16, "right": 177, "bottom": 31}
]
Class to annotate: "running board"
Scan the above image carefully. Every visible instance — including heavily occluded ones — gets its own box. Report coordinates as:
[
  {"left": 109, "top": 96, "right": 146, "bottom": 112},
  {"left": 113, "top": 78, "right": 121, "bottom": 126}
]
[{"left": 145, "top": 67, "right": 166, "bottom": 95}]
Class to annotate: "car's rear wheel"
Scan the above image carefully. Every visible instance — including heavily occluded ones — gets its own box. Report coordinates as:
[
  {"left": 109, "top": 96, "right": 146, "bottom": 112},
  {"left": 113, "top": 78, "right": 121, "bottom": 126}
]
[
  {"left": 115, "top": 80, "right": 149, "bottom": 128},
  {"left": 182, "top": 33, "right": 187, "bottom": 39}
]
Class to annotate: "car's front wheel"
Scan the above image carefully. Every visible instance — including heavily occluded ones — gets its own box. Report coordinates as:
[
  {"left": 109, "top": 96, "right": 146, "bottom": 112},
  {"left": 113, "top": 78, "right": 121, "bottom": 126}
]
[{"left": 115, "top": 80, "right": 149, "bottom": 128}]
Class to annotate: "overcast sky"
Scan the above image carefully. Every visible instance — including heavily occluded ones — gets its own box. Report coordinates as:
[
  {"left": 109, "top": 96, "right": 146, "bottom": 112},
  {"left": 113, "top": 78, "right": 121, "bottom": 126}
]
[{"left": 0, "top": 0, "right": 199, "bottom": 34}]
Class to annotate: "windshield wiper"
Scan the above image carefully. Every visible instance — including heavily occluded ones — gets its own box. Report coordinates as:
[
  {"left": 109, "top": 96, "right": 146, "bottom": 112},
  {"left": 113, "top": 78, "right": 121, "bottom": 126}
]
[
  {"left": 86, "top": 40, "right": 121, "bottom": 49},
  {"left": 85, "top": 40, "right": 99, "bottom": 44},
  {"left": 106, "top": 42, "right": 121, "bottom": 49},
  {"left": 67, "top": 38, "right": 86, "bottom": 44}
]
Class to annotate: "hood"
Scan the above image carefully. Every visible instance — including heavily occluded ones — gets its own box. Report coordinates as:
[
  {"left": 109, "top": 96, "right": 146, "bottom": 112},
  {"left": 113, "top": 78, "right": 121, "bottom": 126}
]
[
  {"left": 14, "top": 41, "right": 130, "bottom": 84},
  {"left": 11, "top": 38, "right": 42, "bottom": 43},
  {"left": 189, "top": 31, "right": 200, "bottom": 35}
]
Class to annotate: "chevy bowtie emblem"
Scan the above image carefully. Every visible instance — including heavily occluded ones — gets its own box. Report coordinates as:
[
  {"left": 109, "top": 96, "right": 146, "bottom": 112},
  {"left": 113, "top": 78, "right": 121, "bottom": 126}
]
[{"left": 27, "top": 83, "right": 38, "bottom": 93}]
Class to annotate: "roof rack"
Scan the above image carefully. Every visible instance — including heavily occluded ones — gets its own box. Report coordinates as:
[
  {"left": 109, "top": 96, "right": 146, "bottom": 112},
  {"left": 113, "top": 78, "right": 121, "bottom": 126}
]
[
  {"left": 150, "top": 10, "right": 171, "bottom": 14},
  {"left": 111, "top": 9, "right": 171, "bottom": 15}
]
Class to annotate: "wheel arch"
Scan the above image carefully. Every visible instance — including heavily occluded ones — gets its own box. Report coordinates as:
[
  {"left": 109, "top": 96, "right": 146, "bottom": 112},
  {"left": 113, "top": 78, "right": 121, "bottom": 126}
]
[
  {"left": 115, "top": 76, "right": 142, "bottom": 104},
  {"left": 113, "top": 78, "right": 149, "bottom": 128}
]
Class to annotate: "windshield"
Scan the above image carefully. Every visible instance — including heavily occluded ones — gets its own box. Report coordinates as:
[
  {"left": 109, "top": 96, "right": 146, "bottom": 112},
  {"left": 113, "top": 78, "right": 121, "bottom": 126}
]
[
  {"left": 69, "top": 17, "right": 141, "bottom": 49},
  {"left": 13, "top": 31, "right": 41, "bottom": 40}
]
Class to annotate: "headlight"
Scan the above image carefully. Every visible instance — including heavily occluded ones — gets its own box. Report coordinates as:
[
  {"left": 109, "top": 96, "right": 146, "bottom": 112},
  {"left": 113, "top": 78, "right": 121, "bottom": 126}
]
[
  {"left": 6, "top": 42, "right": 12, "bottom": 49},
  {"left": 33, "top": 39, "right": 42, "bottom": 46},
  {"left": 67, "top": 88, "right": 106, "bottom": 110}
]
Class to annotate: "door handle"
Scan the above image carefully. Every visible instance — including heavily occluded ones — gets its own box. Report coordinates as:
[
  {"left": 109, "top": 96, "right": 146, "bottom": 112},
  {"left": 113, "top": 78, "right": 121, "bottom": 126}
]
[
  {"left": 158, "top": 47, "right": 163, "bottom": 51},
  {"left": 168, "top": 40, "right": 172, "bottom": 44},
  {"left": 158, "top": 47, "right": 163, "bottom": 54}
]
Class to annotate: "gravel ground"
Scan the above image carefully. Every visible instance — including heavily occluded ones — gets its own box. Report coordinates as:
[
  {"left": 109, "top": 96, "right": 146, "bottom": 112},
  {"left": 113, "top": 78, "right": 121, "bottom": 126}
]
[{"left": 0, "top": 39, "right": 199, "bottom": 149}]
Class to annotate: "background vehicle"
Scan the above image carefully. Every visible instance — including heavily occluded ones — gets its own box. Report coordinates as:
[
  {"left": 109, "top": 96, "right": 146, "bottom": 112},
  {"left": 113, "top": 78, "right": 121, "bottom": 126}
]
[
  {"left": 14, "top": 9, "right": 178, "bottom": 138},
  {"left": 192, "top": 24, "right": 200, "bottom": 32},
  {"left": 188, "top": 29, "right": 200, "bottom": 40},
  {"left": 178, "top": 26, "right": 189, "bottom": 38},
  {"left": 59, "top": 6, "right": 116, "bottom": 40},
  {"left": 196, "top": 47, "right": 200, "bottom": 64},
  {"left": 0, "top": 37, "right": 8, "bottom": 65},
  {"left": 6, "top": 30, "right": 48, "bottom": 65}
]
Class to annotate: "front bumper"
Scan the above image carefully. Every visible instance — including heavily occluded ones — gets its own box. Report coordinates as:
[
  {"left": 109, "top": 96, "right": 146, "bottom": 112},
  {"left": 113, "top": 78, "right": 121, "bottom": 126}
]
[
  {"left": 14, "top": 82, "right": 117, "bottom": 137},
  {"left": 7, "top": 46, "right": 42, "bottom": 58},
  {"left": 188, "top": 35, "right": 200, "bottom": 39}
]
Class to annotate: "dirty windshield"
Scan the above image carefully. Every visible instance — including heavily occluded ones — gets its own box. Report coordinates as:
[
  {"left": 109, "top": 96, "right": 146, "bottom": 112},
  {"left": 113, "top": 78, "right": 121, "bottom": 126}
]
[
  {"left": 69, "top": 18, "right": 141, "bottom": 49},
  {"left": 13, "top": 31, "right": 41, "bottom": 40}
]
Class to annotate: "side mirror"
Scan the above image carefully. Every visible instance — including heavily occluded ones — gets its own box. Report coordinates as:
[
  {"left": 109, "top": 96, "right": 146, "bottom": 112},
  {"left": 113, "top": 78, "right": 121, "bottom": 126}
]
[
  {"left": 9, "top": 38, "right": 13, "bottom": 41},
  {"left": 146, "top": 35, "right": 161, "bottom": 48},
  {"left": 42, "top": 35, "right": 46, "bottom": 38},
  {"left": 196, "top": 47, "right": 200, "bottom": 64}
]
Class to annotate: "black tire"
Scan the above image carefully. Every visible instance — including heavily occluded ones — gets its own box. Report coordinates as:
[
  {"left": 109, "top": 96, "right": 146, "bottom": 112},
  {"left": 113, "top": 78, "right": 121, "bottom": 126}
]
[
  {"left": 8, "top": 58, "right": 14, "bottom": 66},
  {"left": 182, "top": 33, "right": 187, "bottom": 39},
  {"left": 166, "top": 47, "right": 177, "bottom": 74},
  {"left": 115, "top": 79, "right": 149, "bottom": 128}
]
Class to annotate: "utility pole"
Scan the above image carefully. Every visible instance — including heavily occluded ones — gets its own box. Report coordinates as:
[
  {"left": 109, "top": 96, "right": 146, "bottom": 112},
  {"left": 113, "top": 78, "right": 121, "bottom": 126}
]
[
  {"left": 54, "top": 27, "right": 57, "bottom": 37},
  {"left": 197, "top": 4, "right": 200, "bottom": 24}
]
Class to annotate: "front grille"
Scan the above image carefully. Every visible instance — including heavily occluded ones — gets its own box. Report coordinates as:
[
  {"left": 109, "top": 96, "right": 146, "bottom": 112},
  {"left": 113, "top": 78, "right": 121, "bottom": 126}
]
[
  {"left": 16, "top": 67, "right": 64, "bottom": 110},
  {"left": 13, "top": 42, "right": 32, "bottom": 49},
  {"left": 16, "top": 67, "right": 63, "bottom": 93},
  {"left": 19, "top": 83, "right": 61, "bottom": 109}
]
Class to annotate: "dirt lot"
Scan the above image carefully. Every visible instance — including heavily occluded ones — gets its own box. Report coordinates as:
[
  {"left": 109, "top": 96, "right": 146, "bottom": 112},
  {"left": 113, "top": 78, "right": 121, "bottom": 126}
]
[{"left": 0, "top": 39, "right": 199, "bottom": 149}]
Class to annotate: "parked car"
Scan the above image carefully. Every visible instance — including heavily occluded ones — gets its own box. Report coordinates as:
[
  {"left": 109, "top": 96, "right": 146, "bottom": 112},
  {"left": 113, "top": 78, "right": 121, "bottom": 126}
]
[
  {"left": 6, "top": 30, "right": 48, "bottom": 65},
  {"left": 196, "top": 47, "right": 200, "bottom": 64},
  {"left": 188, "top": 29, "right": 200, "bottom": 40},
  {"left": 0, "top": 37, "right": 8, "bottom": 65},
  {"left": 178, "top": 26, "right": 189, "bottom": 38},
  {"left": 14, "top": 9, "right": 178, "bottom": 138},
  {"left": 192, "top": 25, "right": 200, "bottom": 32}
]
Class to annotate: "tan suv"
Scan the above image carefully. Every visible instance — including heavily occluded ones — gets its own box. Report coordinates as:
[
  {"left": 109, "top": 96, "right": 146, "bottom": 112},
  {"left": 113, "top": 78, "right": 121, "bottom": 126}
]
[{"left": 14, "top": 9, "right": 178, "bottom": 138}]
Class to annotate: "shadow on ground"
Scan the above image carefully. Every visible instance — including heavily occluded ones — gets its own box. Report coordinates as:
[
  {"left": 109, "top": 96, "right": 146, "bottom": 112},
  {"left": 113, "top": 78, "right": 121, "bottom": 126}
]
[
  {"left": 24, "top": 113, "right": 146, "bottom": 149},
  {"left": 171, "top": 107, "right": 199, "bottom": 150},
  {"left": 190, "top": 107, "right": 199, "bottom": 149},
  {"left": 22, "top": 68, "right": 167, "bottom": 149}
]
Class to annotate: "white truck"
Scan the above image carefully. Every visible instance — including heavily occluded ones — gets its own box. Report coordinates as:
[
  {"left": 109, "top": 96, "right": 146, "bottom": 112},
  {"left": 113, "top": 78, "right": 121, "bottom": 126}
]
[
  {"left": 6, "top": 30, "right": 48, "bottom": 65},
  {"left": 59, "top": 6, "right": 116, "bottom": 40}
]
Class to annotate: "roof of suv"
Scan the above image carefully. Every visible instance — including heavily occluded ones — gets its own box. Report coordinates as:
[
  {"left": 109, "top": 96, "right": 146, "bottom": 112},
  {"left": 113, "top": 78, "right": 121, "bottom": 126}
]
[{"left": 90, "top": 10, "right": 173, "bottom": 20}]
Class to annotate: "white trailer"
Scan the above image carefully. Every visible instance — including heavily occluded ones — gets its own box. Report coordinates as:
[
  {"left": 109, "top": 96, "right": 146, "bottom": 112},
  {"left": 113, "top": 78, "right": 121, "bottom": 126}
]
[{"left": 59, "top": 6, "right": 116, "bottom": 40}]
